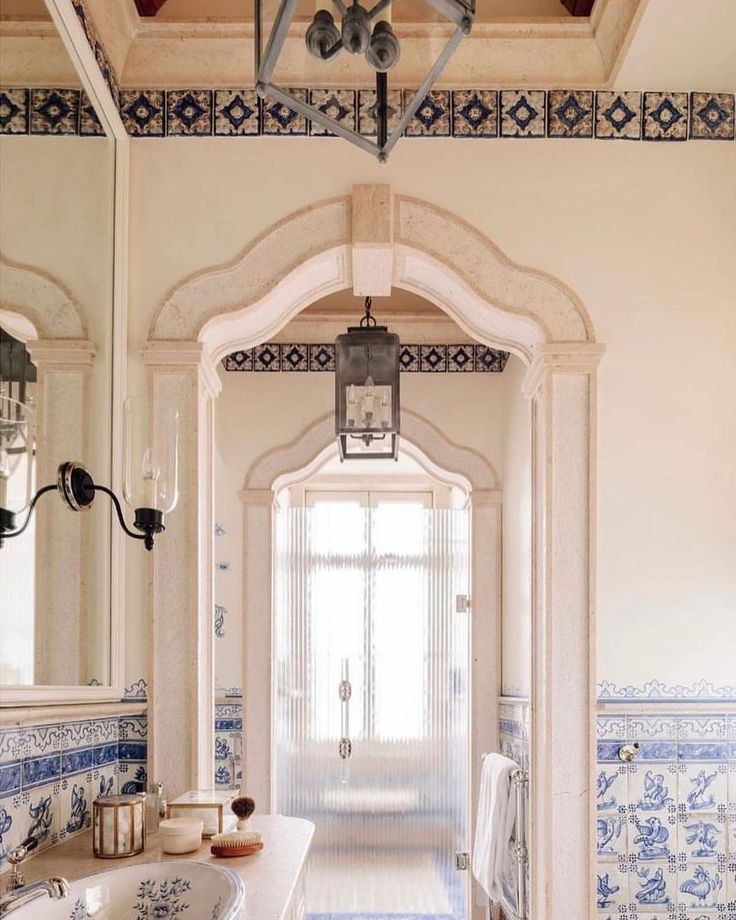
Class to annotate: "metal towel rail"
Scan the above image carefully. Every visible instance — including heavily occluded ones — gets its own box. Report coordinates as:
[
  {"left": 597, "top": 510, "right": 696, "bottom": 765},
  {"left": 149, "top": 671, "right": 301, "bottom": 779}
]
[{"left": 490, "top": 766, "right": 528, "bottom": 920}]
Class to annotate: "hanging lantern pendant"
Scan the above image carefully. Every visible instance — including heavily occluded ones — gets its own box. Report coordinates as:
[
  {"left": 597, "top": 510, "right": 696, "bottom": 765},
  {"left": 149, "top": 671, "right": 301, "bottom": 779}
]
[{"left": 335, "top": 298, "right": 400, "bottom": 460}]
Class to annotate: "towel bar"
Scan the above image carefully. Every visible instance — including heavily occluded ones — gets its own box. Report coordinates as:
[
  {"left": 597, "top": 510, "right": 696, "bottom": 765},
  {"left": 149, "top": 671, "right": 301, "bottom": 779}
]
[{"left": 493, "top": 766, "right": 529, "bottom": 920}]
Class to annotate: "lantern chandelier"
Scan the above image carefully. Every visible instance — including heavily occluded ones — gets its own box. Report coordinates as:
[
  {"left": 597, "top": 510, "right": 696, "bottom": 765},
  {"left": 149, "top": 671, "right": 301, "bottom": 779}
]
[
  {"left": 254, "top": 0, "right": 475, "bottom": 162},
  {"left": 335, "top": 297, "right": 400, "bottom": 460}
]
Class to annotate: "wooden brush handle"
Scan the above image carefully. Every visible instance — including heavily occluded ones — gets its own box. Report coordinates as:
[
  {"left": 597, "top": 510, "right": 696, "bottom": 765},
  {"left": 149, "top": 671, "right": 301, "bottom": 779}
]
[{"left": 210, "top": 841, "right": 263, "bottom": 858}]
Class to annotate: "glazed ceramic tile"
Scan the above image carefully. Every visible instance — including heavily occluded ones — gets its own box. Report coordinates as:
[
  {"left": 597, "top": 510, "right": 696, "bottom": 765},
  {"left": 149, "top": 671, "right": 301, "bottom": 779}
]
[
  {"left": 214, "top": 89, "right": 260, "bottom": 136},
  {"left": 420, "top": 344, "right": 447, "bottom": 372},
  {"left": 451, "top": 90, "right": 498, "bottom": 138},
  {"left": 500, "top": 90, "right": 546, "bottom": 138},
  {"left": 0, "top": 89, "right": 29, "bottom": 134},
  {"left": 595, "top": 91, "right": 642, "bottom": 140},
  {"left": 547, "top": 89, "right": 594, "bottom": 138},
  {"left": 357, "top": 88, "right": 402, "bottom": 137},
  {"left": 403, "top": 90, "right": 451, "bottom": 137},
  {"left": 121, "top": 90, "right": 165, "bottom": 137},
  {"left": 309, "top": 89, "right": 356, "bottom": 136},
  {"left": 308, "top": 344, "right": 335, "bottom": 372},
  {"left": 690, "top": 92, "right": 735, "bottom": 140},
  {"left": 262, "top": 89, "right": 308, "bottom": 135},
  {"left": 30, "top": 88, "right": 79, "bottom": 135},
  {"left": 166, "top": 90, "right": 213, "bottom": 136},
  {"left": 643, "top": 92, "right": 688, "bottom": 141},
  {"left": 281, "top": 343, "right": 309, "bottom": 371}
]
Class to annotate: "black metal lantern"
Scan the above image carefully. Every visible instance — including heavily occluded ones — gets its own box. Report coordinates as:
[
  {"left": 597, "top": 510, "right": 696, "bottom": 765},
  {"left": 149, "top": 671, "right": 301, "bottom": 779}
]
[{"left": 335, "top": 298, "right": 400, "bottom": 460}]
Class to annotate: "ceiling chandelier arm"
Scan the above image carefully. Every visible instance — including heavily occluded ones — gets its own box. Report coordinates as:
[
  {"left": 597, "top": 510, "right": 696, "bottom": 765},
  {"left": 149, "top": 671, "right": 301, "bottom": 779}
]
[
  {"left": 422, "top": 0, "right": 473, "bottom": 30},
  {"left": 263, "top": 85, "right": 380, "bottom": 156},
  {"left": 382, "top": 25, "right": 465, "bottom": 157},
  {"left": 331, "top": 0, "right": 348, "bottom": 16}
]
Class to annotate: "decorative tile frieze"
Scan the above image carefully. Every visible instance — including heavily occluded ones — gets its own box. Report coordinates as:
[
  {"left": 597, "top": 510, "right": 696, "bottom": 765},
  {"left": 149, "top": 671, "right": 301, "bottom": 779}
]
[
  {"left": 121, "top": 89, "right": 165, "bottom": 137},
  {"left": 2, "top": 85, "right": 733, "bottom": 141},
  {"left": 309, "top": 89, "right": 356, "bottom": 136},
  {"left": 643, "top": 91, "right": 689, "bottom": 141},
  {"left": 598, "top": 679, "right": 736, "bottom": 703},
  {"left": 690, "top": 92, "right": 735, "bottom": 140},
  {"left": 262, "top": 89, "right": 308, "bottom": 135},
  {"left": 500, "top": 90, "right": 546, "bottom": 138},
  {"left": 167, "top": 89, "right": 213, "bottom": 137},
  {"left": 222, "top": 343, "right": 509, "bottom": 372},
  {"left": 595, "top": 91, "right": 642, "bottom": 140},
  {"left": 451, "top": 90, "right": 498, "bottom": 138},
  {"left": 547, "top": 89, "right": 594, "bottom": 138},
  {"left": 403, "top": 90, "right": 451, "bottom": 137},
  {"left": 0, "top": 89, "right": 28, "bottom": 134},
  {"left": 215, "top": 89, "right": 260, "bottom": 136}
]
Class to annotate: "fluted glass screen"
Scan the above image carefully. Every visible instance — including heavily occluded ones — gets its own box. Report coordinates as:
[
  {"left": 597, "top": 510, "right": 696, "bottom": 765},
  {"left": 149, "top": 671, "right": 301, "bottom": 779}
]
[{"left": 274, "top": 498, "right": 470, "bottom": 919}]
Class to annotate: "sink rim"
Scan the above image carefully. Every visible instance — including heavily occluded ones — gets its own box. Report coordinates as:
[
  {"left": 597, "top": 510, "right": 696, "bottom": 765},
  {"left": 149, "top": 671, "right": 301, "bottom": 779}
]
[{"left": 32, "top": 858, "right": 245, "bottom": 920}]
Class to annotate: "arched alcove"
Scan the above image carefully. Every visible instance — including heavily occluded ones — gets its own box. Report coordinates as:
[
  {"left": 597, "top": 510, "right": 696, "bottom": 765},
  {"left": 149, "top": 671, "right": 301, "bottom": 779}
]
[{"left": 143, "top": 185, "right": 603, "bottom": 919}]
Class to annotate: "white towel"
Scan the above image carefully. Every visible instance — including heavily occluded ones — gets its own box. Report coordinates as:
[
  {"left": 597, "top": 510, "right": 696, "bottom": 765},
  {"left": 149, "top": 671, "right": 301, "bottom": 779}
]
[{"left": 472, "top": 752, "right": 518, "bottom": 901}]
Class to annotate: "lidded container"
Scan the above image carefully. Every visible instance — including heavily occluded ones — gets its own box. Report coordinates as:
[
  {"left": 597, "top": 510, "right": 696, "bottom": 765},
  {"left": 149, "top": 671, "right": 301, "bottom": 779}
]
[
  {"left": 159, "top": 817, "right": 203, "bottom": 854},
  {"left": 93, "top": 794, "right": 145, "bottom": 858}
]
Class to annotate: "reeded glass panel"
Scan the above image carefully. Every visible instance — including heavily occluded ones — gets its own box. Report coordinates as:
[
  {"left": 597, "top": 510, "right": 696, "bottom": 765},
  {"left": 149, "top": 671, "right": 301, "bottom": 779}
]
[{"left": 274, "top": 500, "right": 470, "bottom": 920}]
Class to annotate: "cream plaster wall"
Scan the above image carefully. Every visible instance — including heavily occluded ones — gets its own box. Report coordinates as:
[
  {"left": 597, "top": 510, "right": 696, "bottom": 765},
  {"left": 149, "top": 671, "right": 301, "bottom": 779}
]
[
  {"left": 128, "top": 135, "right": 736, "bottom": 693},
  {"left": 0, "top": 136, "right": 116, "bottom": 685},
  {"left": 500, "top": 355, "right": 531, "bottom": 698}
]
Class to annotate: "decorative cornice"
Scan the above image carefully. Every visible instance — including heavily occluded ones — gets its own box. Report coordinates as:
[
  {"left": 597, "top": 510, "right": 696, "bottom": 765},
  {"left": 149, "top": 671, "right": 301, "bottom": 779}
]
[
  {"left": 26, "top": 338, "right": 96, "bottom": 367},
  {"left": 522, "top": 342, "right": 605, "bottom": 397},
  {"left": 223, "top": 342, "right": 508, "bottom": 374},
  {"left": 2, "top": 86, "right": 733, "bottom": 142}
]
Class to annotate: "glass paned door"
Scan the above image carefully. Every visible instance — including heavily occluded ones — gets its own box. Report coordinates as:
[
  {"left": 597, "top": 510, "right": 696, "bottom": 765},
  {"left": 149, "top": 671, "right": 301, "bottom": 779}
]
[{"left": 273, "top": 496, "right": 470, "bottom": 920}]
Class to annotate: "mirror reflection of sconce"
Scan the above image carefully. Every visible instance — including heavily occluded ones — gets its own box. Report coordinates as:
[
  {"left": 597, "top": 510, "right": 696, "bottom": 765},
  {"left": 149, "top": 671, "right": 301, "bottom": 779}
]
[
  {"left": 0, "top": 398, "right": 178, "bottom": 552},
  {"left": 618, "top": 743, "right": 640, "bottom": 763}
]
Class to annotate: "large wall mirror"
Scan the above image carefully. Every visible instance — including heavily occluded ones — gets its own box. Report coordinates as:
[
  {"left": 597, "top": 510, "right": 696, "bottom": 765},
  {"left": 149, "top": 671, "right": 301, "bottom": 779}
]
[{"left": 0, "top": 0, "right": 118, "bottom": 697}]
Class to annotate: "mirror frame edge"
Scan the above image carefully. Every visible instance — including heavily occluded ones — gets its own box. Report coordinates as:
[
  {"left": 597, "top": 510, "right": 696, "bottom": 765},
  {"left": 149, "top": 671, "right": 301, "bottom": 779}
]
[{"left": 0, "top": 0, "right": 132, "bottom": 706}]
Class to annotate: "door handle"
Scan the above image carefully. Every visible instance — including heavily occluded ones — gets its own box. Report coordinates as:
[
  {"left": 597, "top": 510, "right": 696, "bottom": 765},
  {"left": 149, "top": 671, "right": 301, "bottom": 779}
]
[{"left": 338, "top": 657, "right": 352, "bottom": 765}]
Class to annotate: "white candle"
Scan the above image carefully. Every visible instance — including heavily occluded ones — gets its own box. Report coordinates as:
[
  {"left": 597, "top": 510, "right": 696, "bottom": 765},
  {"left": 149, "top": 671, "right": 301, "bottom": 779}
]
[{"left": 141, "top": 448, "right": 159, "bottom": 509}]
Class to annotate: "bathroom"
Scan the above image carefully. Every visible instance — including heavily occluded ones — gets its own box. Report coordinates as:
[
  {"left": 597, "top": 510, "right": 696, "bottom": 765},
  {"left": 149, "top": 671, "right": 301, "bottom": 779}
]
[{"left": 0, "top": 0, "right": 735, "bottom": 917}]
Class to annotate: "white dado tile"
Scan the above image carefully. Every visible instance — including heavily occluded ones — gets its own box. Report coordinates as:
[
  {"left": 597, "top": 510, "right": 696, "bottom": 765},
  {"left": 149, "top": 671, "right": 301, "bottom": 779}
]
[
  {"left": 676, "top": 810, "right": 727, "bottom": 861},
  {"left": 627, "top": 715, "right": 678, "bottom": 740},
  {"left": 628, "top": 763, "right": 677, "bottom": 812},
  {"left": 595, "top": 860, "right": 629, "bottom": 912},
  {"left": 25, "top": 723, "right": 62, "bottom": 758},
  {"left": 596, "top": 764, "right": 627, "bottom": 812},
  {"left": 677, "top": 861, "right": 725, "bottom": 911},
  {"left": 627, "top": 808, "right": 675, "bottom": 862},
  {"left": 596, "top": 814, "right": 627, "bottom": 859},
  {"left": 628, "top": 860, "right": 677, "bottom": 911}
]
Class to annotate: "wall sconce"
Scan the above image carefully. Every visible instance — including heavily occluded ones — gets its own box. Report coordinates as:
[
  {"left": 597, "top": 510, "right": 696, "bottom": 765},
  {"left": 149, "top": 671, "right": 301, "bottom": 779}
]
[
  {"left": 335, "top": 297, "right": 400, "bottom": 460},
  {"left": 0, "top": 398, "right": 178, "bottom": 552}
]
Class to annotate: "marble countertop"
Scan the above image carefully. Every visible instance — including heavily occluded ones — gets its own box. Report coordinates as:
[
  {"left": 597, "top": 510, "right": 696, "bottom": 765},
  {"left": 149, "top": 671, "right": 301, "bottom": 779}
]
[{"left": 1, "top": 814, "right": 314, "bottom": 920}]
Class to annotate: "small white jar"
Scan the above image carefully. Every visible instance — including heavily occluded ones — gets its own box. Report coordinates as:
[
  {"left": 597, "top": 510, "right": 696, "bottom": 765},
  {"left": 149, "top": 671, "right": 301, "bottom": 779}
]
[{"left": 159, "top": 817, "right": 203, "bottom": 854}]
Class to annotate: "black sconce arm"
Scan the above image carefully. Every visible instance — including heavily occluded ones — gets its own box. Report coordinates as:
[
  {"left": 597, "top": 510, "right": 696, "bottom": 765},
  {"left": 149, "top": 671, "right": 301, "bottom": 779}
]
[{"left": 0, "top": 462, "right": 165, "bottom": 551}]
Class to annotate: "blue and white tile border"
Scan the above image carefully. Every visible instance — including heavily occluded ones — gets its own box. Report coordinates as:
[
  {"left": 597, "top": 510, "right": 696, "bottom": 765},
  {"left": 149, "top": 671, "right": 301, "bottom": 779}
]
[
  {"left": 214, "top": 698, "right": 243, "bottom": 792},
  {"left": 2, "top": 85, "right": 733, "bottom": 142},
  {"left": 598, "top": 679, "right": 736, "bottom": 704}
]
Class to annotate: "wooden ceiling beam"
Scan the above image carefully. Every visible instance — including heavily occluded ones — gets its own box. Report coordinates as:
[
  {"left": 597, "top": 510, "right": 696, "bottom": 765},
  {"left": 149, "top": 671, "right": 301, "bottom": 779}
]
[{"left": 134, "top": 0, "right": 170, "bottom": 16}]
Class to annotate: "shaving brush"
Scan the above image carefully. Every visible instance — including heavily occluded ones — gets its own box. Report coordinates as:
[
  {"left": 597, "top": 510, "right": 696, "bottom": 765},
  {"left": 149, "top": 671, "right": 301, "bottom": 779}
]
[{"left": 231, "top": 796, "right": 255, "bottom": 831}]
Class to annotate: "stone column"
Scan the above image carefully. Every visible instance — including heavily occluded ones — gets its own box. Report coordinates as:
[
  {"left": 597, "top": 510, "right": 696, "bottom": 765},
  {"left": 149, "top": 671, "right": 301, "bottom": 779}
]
[
  {"left": 470, "top": 488, "right": 502, "bottom": 920},
  {"left": 26, "top": 338, "right": 95, "bottom": 685},
  {"left": 240, "top": 488, "right": 274, "bottom": 810},
  {"left": 142, "top": 342, "right": 220, "bottom": 796},
  {"left": 523, "top": 343, "right": 604, "bottom": 920}
]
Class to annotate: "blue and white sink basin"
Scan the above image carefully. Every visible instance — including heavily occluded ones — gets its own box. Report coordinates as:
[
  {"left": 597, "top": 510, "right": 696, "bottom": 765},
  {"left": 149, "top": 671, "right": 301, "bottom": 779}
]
[{"left": 10, "top": 860, "right": 244, "bottom": 919}]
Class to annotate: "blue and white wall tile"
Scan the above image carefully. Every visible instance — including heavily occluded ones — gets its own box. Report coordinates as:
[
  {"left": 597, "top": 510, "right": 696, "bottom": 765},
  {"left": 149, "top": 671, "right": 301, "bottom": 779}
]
[
  {"left": 595, "top": 710, "right": 736, "bottom": 916},
  {"left": 214, "top": 698, "right": 243, "bottom": 792},
  {"left": 0, "top": 713, "right": 147, "bottom": 867}
]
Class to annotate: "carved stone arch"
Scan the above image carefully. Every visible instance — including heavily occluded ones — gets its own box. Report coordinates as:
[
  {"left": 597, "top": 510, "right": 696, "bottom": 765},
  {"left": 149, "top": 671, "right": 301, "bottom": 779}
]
[
  {"left": 149, "top": 190, "right": 594, "bottom": 363},
  {"left": 244, "top": 408, "right": 499, "bottom": 494},
  {"left": 145, "top": 186, "right": 603, "bottom": 920},
  {"left": 0, "top": 254, "right": 87, "bottom": 339}
]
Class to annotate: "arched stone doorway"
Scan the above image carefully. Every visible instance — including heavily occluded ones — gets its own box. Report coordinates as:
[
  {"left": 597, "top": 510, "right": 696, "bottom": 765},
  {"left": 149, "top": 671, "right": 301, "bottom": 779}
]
[{"left": 143, "top": 185, "right": 603, "bottom": 919}]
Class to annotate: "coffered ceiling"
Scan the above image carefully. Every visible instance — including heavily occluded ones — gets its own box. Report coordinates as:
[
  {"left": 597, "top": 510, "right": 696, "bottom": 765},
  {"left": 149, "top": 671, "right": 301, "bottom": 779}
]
[{"left": 0, "top": 0, "right": 648, "bottom": 88}]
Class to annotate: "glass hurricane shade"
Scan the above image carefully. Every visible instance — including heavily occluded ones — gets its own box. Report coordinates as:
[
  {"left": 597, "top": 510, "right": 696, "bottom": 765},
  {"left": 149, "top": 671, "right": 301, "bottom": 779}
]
[
  {"left": 123, "top": 397, "right": 179, "bottom": 514},
  {"left": 0, "top": 395, "right": 34, "bottom": 514}
]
